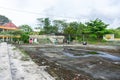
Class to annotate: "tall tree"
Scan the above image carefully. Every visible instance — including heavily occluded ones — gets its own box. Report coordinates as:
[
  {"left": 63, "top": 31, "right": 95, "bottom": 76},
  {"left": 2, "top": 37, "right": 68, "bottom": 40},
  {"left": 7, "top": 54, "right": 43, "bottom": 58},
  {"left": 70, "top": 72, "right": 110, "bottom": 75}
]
[
  {"left": 0, "top": 15, "right": 10, "bottom": 25},
  {"left": 37, "top": 18, "right": 44, "bottom": 29},
  {"left": 37, "top": 18, "right": 66, "bottom": 34},
  {"left": 113, "top": 27, "right": 120, "bottom": 38},
  {"left": 37, "top": 18, "right": 52, "bottom": 34},
  {"left": 86, "top": 18, "right": 109, "bottom": 40},
  {"left": 44, "top": 18, "right": 51, "bottom": 34},
  {"left": 76, "top": 23, "right": 87, "bottom": 41},
  {"left": 19, "top": 24, "right": 33, "bottom": 32},
  {"left": 116, "top": 27, "right": 120, "bottom": 30},
  {"left": 64, "top": 22, "right": 79, "bottom": 41},
  {"left": 53, "top": 20, "right": 68, "bottom": 33}
]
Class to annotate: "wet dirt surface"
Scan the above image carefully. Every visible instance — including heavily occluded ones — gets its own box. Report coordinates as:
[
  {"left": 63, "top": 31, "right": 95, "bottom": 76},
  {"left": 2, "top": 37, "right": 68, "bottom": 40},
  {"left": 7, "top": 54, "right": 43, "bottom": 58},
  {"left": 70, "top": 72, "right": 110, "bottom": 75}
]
[{"left": 19, "top": 44, "right": 120, "bottom": 80}]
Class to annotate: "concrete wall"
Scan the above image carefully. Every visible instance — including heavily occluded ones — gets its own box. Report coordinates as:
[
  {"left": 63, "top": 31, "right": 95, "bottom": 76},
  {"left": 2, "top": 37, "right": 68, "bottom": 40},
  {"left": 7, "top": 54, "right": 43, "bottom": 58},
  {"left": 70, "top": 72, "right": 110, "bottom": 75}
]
[{"left": 30, "top": 35, "right": 64, "bottom": 44}]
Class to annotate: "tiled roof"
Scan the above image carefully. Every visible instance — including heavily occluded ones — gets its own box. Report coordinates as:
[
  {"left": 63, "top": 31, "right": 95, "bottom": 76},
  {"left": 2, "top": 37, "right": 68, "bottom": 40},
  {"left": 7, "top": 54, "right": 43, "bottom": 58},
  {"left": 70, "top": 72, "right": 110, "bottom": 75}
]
[{"left": 3, "top": 22, "right": 18, "bottom": 29}]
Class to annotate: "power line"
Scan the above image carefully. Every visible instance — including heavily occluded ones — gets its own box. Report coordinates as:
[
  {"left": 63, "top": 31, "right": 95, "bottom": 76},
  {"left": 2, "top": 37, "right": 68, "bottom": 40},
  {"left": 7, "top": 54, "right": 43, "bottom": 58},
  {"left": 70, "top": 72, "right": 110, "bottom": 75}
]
[
  {"left": 0, "top": 6, "right": 81, "bottom": 20},
  {"left": 0, "top": 6, "right": 43, "bottom": 15}
]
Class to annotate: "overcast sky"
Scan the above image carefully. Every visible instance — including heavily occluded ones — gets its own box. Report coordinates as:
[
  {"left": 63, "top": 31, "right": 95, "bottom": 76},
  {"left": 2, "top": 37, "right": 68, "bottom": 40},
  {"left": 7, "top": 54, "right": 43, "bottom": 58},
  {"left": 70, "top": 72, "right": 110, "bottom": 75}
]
[{"left": 0, "top": 0, "right": 120, "bottom": 29}]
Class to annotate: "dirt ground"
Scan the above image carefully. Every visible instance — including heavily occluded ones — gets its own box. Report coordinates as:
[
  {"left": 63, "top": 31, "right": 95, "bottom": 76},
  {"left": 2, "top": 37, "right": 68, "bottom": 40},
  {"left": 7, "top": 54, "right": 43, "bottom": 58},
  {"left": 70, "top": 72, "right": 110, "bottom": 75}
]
[{"left": 19, "top": 44, "right": 120, "bottom": 80}]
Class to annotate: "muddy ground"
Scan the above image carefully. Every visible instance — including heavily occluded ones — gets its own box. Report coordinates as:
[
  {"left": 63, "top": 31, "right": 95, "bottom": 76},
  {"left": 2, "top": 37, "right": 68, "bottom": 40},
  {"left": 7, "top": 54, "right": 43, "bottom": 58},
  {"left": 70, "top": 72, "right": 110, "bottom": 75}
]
[{"left": 18, "top": 44, "right": 120, "bottom": 80}]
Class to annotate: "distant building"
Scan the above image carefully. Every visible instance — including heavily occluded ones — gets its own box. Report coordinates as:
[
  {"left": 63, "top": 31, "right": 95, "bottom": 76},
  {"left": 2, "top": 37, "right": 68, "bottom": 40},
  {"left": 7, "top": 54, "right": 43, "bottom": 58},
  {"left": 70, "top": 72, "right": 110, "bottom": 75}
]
[
  {"left": 103, "top": 34, "right": 120, "bottom": 41},
  {"left": 0, "top": 22, "right": 19, "bottom": 42},
  {"left": 29, "top": 35, "right": 64, "bottom": 44},
  {"left": 103, "top": 34, "right": 114, "bottom": 41}
]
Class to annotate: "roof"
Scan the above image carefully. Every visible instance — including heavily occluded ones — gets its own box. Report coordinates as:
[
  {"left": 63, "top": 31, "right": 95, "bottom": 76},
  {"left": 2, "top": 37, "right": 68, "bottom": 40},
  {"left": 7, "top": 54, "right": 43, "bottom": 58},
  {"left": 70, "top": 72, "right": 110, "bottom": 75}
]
[
  {"left": 3, "top": 22, "right": 18, "bottom": 28},
  {"left": 0, "top": 22, "right": 18, "bottom": 30}
]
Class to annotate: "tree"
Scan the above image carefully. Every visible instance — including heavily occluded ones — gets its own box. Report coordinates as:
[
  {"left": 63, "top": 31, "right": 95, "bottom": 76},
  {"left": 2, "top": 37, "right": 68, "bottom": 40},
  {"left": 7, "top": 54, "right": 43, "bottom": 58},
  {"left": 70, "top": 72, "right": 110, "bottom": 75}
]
[
  {"left": 116, "top": 27, "right": 120, "bottom": 30},
  {"left": 37, "top": 18, "right": 51, "bottom": 34},
  {"left": 37, "top": 18, "right": 45, "bottom": 29},
  {"left": 20, "top": 32, "right": 29, "bottom": 43},
  {"left": 37, "top": 18, "right": 62, "bottom": 34},
  {"left": 19, "top": 24, "right": 33, "bottom": 32},
  {"left": 53, "top": 20, "right": 68, "bottom": 33},
  {"left": 86, "top": 18, "right": 109, "bottom": 40},
  {"left": 10, "top": 30, "right": 23, "bottom": 42},
  {"left": 63, "top": 22, "right": 79, "bottom": 41},
  {"left": 76, "top": 23, "right": 88, "bottom": 42},
  {"left": 112, "top": 28, "right": 120, "bottom": 38},
  {"left": 0, "top": 15, "right": 10, "bottom": 25}
]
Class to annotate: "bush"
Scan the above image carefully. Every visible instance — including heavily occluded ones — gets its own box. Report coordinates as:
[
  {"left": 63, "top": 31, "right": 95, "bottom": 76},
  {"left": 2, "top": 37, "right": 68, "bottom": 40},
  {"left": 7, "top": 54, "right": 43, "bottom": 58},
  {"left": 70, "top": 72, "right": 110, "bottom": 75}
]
[
  {"left": 89, "top": 34, "right": 97, "bottom": 40},
  {"left": 20, "top": 32, "right": 29, "bottom": 43}
]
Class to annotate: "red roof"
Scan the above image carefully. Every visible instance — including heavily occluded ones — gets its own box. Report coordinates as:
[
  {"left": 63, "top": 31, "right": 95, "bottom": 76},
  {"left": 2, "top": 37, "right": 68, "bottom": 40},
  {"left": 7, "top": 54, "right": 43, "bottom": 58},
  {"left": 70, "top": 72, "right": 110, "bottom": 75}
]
[{"left": 3, "top": 22, "right": 18, "bottom": 29}]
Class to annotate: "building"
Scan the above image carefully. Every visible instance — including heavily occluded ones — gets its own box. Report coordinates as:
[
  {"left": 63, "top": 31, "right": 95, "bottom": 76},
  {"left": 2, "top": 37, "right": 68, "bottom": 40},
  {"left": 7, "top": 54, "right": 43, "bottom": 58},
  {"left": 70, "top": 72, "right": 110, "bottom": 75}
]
[{"left": 0, "top": 22, "right": 19, "bottom": 42}]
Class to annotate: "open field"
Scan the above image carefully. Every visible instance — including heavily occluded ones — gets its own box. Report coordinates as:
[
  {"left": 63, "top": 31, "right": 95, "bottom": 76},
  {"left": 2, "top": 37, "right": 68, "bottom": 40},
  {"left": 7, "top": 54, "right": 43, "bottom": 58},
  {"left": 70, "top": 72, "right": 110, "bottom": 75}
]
[{"left": 19, "top": 44, "right": 120, "bottom": 80}]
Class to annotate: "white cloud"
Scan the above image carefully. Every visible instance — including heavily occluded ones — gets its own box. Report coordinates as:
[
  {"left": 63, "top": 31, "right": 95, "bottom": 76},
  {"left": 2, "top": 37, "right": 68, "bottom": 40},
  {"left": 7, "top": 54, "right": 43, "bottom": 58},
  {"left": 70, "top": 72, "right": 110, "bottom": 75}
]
[
  {"left": 0, "top": 0, "right": 57, "bottom": 27},
  {"left": 109, "top": 18, "right": 120, "bottom": 28},
  {"left": 0, "top": 0, "right": 120, "bottom": 28},
  {"left": 44, "top": 0, "right": 120, "bottom": 28}
]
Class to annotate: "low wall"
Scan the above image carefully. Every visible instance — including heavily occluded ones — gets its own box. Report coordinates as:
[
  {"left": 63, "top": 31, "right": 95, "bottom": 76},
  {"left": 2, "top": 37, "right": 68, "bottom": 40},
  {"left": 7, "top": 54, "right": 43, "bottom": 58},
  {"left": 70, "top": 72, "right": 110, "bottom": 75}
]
[{"left": 30, "top": 35, "right": 64, "bottom": 44}]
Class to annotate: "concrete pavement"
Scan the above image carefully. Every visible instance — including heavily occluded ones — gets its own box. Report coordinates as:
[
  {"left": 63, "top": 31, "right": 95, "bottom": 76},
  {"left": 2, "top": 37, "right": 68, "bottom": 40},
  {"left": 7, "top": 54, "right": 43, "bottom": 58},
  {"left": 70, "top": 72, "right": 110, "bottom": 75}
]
[
  {"left": 0, "top": 42, "right": 11, "bottom": 80},
  {"left": 0, "top": 42, "right": 55, "bottom": 80}
]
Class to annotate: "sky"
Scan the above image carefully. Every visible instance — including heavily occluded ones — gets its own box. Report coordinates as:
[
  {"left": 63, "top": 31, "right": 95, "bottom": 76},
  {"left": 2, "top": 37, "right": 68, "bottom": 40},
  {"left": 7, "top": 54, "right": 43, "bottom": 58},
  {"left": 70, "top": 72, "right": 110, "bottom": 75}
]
[{"left": 0, "top": 0, "right": 120, "bottom": 29}]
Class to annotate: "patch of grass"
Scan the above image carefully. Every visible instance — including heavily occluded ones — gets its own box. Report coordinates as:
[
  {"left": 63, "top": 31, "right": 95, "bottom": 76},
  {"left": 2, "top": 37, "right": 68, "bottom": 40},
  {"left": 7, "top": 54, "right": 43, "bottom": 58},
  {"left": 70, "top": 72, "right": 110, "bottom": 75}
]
[
  {"left": 88, "top": 51, "right": 98, "bottom": 54},
  {"left": 19, "top": 49, "right": 30, "bottom": 61},
  {"left": 20, "top": 49, "right": 28, "bottom": 56},
  {"left": 20, "top": 56, "right": 29, "bottom": 61},
  {"left": 74, "top": 54, "right": 83, "bottom": 56}
]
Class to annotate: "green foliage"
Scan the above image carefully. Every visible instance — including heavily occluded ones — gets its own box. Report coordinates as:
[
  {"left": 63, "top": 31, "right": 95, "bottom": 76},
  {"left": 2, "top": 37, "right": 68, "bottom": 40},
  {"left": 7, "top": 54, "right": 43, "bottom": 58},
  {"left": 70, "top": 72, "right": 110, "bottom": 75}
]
[
  {"left": 37, "top": 18, "right": 120, "bottom": 43},
  {"left": 89, "top": 34, "right": 97, "bottom": 40},
  {"left": 88, "top": 51, "right": 98, "bottom": 54},
  {"left": 19, "top": 24, "right": 33, "bottom": 32},
  {"left": 38, "top": 18, "right": 51, "bottom": 34},
  {"left": 37, "top": 18, "right": 68, "bottom": 34},
  {"left": 114, "top": 30, "right": 120, "bottom": 38},
  {"left": 76, "top": 23, "right": 86, "bottom": 34},
  {"left": 50, "top": 26, "right": 58, "bottom": 33},
  {"left": 11, "top": 30, "right": 23, "bottom": 35},
  {"left": 63, "top": 22, "right": 79, "bottom": 41},
  {"left": 39, "top": 30, "right": 45, "bottom": 35},
  {"left": 85, "top": 18, "right": 109, "bottom": 40},
  {"left": 53, "top": 20, "right": 67, "bottom": 33},
  {"left": 0, "top": 15, "right": 10, "bottom": 25},
  {"left": 107, "top": 28, "right": 120, "bottom": 38},
  {"left": 19, "top": 49, "right": 29, "bottom": 61},
  {"left": 20, "top": 32, "right": 29, "bottom": 43},
  {"left": 116, "top": 27, "right": 120, "bottom": 30}
]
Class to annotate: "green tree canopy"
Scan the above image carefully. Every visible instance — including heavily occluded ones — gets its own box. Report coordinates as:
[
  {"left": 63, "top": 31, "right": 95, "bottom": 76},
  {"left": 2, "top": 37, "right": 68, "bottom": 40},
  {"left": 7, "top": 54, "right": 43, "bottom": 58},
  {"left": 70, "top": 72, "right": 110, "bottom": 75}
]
[
  {"left": 37, "top": 18, "right": 60, "bottom": 34},
  {"left": 0, "top": 15, "right": 10, "bottom": 25},
  {"left": 53, "top": 20, "right": 68, "bottom": 33},
  {"left": 19, "top": 24, "right": 33, "bottom": 32},
  {"left": 85, "top": 18, "right": 109, "bottom": 39}
]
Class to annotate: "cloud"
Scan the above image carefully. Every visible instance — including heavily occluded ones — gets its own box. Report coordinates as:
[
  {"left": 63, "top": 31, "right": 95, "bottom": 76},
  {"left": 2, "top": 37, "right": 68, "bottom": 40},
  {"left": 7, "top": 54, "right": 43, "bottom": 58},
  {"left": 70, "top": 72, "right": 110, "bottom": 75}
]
[
  {"left": 0, "top": 0, "right": 120, "bottom": 28},
  {"left": 0, "top": 0, "right": 57, "bottom": 27},
  {"left": 44, "top": 0, "right": 120, "bottom": 28},
  {"left": 109, "top": 18, "right": 120, "bottom": 28}
]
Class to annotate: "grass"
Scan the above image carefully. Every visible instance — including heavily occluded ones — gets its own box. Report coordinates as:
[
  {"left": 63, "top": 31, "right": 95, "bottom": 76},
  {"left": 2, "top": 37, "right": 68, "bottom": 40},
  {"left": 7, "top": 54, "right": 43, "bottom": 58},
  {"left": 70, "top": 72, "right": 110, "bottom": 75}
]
[
  {"left": 20, "top": 49, "right": 28, "bottom": 56},
  {"left": 19, "top": 49, "right": 30, "bottom": 61},
  {"left": 88, "top": 51, "right": 98, "bottom": 54},
  {"left": 74, "top": 54, "right": 83, "bottom": 56},
  {"left": 20, "top": 56, "right": 30, "bottom": 61}
]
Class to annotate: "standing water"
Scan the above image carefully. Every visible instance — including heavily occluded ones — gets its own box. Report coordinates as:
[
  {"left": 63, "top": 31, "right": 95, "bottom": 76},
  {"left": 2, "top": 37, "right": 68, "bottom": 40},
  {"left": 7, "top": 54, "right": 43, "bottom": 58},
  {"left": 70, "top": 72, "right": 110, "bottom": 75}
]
[{"left": 63, "top": 48, "right": 120, "bottom": 61}]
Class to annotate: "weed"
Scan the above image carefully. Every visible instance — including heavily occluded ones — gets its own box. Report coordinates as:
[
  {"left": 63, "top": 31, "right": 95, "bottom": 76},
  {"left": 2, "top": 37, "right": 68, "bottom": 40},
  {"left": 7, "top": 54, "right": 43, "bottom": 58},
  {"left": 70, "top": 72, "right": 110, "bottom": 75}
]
[{"left": 88, "top": 51, "right": 98, "bottom": 54}]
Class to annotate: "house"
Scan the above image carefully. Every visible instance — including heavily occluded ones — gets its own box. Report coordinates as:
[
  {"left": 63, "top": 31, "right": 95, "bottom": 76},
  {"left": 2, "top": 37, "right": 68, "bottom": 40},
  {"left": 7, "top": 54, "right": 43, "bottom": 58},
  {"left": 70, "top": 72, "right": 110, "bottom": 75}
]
[{"left": 0, "top": 22, "right": 19, "bottom": 42}]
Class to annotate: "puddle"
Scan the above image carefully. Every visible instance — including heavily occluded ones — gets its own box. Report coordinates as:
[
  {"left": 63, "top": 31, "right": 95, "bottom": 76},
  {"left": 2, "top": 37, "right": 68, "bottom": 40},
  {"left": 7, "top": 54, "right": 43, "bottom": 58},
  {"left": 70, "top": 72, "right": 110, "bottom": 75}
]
[
  {"left": 98, "top": 52, "right": 120, "bottom": 61},
  {"left": 63, "top": 49, "right": 120, "bottom": 61}
]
